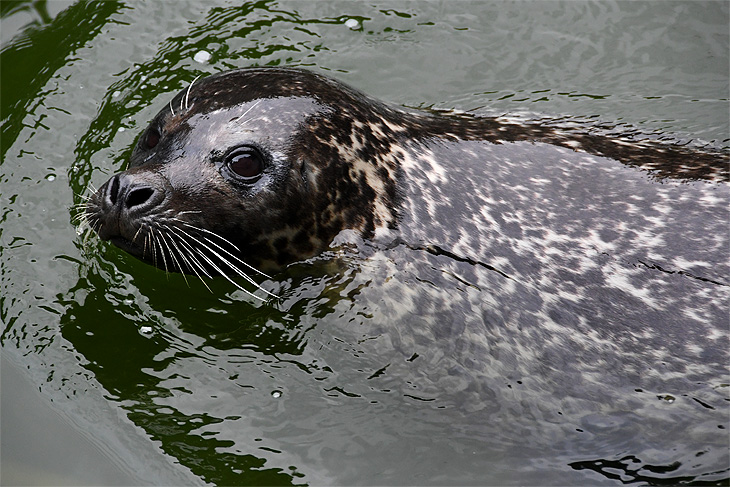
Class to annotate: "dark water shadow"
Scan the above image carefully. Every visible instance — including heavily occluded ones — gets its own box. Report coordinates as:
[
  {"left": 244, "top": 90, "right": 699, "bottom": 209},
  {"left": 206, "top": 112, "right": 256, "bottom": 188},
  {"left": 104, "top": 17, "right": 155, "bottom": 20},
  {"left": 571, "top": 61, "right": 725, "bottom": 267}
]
[{"left": 55, "top": 253, "right": 311, "bottom": 486}]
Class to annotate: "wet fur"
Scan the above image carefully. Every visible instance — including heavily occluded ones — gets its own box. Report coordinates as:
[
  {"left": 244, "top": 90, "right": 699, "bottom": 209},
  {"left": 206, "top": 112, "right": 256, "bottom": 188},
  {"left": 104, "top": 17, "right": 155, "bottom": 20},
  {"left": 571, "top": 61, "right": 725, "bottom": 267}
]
[{"left": 85, "top": 68, "right": 728, "bottom": 299}]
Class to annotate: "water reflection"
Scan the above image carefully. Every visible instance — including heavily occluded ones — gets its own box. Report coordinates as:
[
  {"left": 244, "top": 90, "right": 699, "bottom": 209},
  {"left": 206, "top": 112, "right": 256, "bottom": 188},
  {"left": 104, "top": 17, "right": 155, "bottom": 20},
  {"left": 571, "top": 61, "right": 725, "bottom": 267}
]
[
  {"left": 57, "top": 257, "right": 311, "bottom": 485},
  {"left": 1, "top": 1, "right": 123, "bottom": 161}
]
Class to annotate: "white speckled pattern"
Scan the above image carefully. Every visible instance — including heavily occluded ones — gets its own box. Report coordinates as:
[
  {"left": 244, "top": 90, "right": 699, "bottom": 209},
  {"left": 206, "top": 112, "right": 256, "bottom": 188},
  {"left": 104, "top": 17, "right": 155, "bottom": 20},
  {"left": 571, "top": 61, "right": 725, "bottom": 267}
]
[{"left": 365, "top": 135, "right": 729, "bottom": 402}]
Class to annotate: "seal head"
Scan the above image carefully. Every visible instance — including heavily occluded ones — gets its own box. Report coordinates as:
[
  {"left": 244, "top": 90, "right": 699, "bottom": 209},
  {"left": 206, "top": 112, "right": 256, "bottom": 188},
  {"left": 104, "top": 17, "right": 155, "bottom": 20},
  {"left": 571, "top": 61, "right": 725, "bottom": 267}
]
[{"left": 86, "top": 68, "right": 423, "bottom": 275}]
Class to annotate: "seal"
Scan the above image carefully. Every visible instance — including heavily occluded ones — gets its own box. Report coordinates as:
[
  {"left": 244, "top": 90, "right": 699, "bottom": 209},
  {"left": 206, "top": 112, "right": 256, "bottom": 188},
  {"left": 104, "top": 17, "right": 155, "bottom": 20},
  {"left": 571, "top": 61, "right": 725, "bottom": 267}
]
[
  {"left": 83, "top": 67, "right": 729, "bottom": 482},
  {"left": 84, "top": 67, "right": 729, "bottom": 295}
]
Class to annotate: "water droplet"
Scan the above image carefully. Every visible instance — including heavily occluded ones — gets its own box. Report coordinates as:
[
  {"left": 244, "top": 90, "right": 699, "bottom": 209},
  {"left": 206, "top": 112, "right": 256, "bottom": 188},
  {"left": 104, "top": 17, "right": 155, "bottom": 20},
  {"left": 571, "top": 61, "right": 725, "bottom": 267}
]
[
  {"left": 112, "top": 91, "right": 121, "bottom": 99},
  {"left": 46, "top": 174, "right": 56, "bottom": 181},
  {"left": 194, "top": 50, "right": 212, "bottom": 63},
  {"left": 345, "top": 18, "right": 360, "bottom": 29},
  {"left": 140, "top": 326, "right": 153, "bottom": 335},
  {"left": 271, "top": 390, "right": 282, "bottom": 398}
]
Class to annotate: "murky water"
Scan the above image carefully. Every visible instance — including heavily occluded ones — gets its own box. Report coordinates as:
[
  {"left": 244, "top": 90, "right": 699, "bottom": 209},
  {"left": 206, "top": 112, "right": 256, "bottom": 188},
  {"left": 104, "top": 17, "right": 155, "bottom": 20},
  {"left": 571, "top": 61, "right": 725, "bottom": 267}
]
[{"left": 1, "top": 1, "right": 728, "bottom": 485}]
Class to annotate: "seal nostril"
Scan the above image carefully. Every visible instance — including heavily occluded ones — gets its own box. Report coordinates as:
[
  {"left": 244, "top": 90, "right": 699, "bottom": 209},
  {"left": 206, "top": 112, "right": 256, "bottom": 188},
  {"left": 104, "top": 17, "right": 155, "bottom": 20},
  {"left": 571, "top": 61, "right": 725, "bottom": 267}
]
[
  {"left": 109, "top": 174, "right": 121, "bottom": 206},
  {"left": 126, "top": 187, "right": 155, "bottom": 209}
]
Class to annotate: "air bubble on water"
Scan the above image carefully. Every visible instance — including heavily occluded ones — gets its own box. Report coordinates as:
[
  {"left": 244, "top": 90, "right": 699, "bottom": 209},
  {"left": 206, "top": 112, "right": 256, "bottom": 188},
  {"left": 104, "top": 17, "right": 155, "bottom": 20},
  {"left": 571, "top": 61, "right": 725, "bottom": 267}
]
[
  {"left": 271, "top": 390, "right": 282, "bottom": 398},
  {"left": 46, "top": 174, "right": 56, "bottom": 181},
  {"left": 345, "top": 18, "right": 360, "bottom": 29},
  {"left": 140, "top": 325, "right": 153, "bottom": 336},
  {"left": 194, "top": 50, "right": 212, "bottom": 64}
]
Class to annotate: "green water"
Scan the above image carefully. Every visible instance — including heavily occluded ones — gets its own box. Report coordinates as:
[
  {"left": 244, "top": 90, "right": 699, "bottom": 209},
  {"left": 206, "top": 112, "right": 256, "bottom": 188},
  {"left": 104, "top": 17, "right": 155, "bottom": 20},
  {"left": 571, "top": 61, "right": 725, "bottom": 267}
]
[{"left": 1, "top": 1, "right": 728, "bottom": 485}]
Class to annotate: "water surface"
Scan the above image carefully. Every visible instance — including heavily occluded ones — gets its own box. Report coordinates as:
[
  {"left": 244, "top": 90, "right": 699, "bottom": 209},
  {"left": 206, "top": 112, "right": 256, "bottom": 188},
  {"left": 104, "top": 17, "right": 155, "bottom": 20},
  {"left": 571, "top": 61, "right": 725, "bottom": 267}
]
[{"left": 1, "top": 1, "right": 728, "bottom": 485}]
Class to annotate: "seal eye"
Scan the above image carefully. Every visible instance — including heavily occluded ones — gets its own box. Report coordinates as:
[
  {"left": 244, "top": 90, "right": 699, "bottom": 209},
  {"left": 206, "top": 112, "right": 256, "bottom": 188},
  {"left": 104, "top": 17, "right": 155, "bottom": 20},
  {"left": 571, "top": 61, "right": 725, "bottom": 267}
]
[
  {"left": 144, "top": 128, "right": 160, "bottom": 149},
  {"left": 227, "top": 148, "right": 263, "bottom": 181}
]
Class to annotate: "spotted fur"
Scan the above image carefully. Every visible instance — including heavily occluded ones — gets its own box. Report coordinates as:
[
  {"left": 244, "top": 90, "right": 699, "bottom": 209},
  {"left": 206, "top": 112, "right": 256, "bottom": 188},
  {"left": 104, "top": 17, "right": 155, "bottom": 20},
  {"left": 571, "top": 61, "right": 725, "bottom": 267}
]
[{"left": 82, "top": 68, "right": 729, "bottom": 480}]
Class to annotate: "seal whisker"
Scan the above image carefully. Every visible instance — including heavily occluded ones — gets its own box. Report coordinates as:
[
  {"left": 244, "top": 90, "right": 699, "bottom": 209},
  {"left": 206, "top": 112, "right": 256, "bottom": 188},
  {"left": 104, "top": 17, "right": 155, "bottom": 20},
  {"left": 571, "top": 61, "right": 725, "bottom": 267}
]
[
  {"left": 174, "top": 219, "right": 272, "bottom": 279},
  {"left": 167, "top": 224, "right": 275, "bottom": 299},
  {"left": 232, "top": 99, "right": 261, "bottom": 125},
  {"left": 184, "top": 75, "right": 201, "bottom": 111},
  {"left": 171, "top": 228, "right": 267, "bottom": 301},
  {"left": 196, "top": 237, "right": 277, "bottom": 295},
  {"left": 74, "top": 219, "right": 94, "bottom": 244},
  {"left": 167, "top": 224, "right": 273, "bottom": 296},
  {"left": 75, "top": 182, "right": 98, "bottom": 197},
  {"left": 155, "top": 224, "right": 190, "bottom": 286},
  {"left": 157, "top": 223, "right": 204, "bottom": 272},
  {"left": 150, "top": 230, "right": 170, "bottom": 275},
  {"left": 84, "top": 211, "right": 102, "bottom": 236},
  {"left": 163, "top": 230, "right": 219, "bottom": 297},
  {"left": 163, "top": 235, "right": 199, "bottom": 288},
  {"left": 148, "top": 230, "right": 157, "bottom": 269},
  {"left": 174, "top": 223, "right": 279, "bottom": 298},
  {"left": 70, "top": 208, "right": 87, "bottom": 222},
  {"left": 140, "top": 230, "right": 149, "bottom": 260},
  {"left": 167, "top": 228, "right": 215, "bottom": 281},
  {"left": 71, "top": 193, "right": 95, "bottom": 226},
  {"left": 72, "top": 208, "right": 98, "bottom": 249},
  {"left": 131, "top": 224, "right": 148, "bottom": 257},
  {"left": 71, "top": 207, "right": 90, "bottom": 225},
  {"left": 71, "top": 196, "right": 93, "bottom": 210},
  {"left": 141, "top": 228, "right": 158, "bottom": 269}
]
